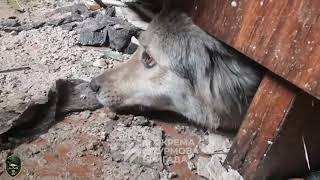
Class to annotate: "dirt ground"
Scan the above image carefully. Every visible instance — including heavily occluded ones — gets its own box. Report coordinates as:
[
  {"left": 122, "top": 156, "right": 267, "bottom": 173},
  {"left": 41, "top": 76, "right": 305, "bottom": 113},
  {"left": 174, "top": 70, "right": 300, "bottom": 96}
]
[{"left": 0, "top": 0, "right": 243, "bottom": 179}]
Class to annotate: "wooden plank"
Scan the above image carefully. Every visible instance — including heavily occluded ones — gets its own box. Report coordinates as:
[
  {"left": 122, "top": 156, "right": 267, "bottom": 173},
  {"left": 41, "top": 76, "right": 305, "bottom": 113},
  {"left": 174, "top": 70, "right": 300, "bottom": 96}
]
[
  {"left": 224, "top": 73, "right": 297, "bottom": 180},
  {"left": 255, "top": 92, "right": 320, "bottom": 179},
  {"left": 175, "top": 0, "right": 320, "bottom": 99}
]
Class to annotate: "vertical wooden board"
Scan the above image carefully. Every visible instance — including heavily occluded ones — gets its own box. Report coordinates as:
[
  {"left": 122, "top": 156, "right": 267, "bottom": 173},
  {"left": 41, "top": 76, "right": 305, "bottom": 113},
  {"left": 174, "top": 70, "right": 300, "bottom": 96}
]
[
  {"left": 255, "top": 92, "right": 320, "bottom": 179},
  {"left": 225, "top": 73, "right": 297, "bottom": 180},
  {"left": 175, "top": 0, "right": 320, "bottom": 99}
]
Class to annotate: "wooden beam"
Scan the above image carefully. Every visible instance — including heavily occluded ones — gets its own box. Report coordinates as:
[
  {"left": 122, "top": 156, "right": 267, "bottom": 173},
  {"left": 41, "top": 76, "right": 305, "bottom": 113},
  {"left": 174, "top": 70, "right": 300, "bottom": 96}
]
[
  {"left": 225, "top": 73, "right": 297, "bottom": 180},
  {"left": 255, "top": 91, "right": 320, "bottom": 179},
  {"left": 176, "top": 0, "right": 320, "bottom": 99}
]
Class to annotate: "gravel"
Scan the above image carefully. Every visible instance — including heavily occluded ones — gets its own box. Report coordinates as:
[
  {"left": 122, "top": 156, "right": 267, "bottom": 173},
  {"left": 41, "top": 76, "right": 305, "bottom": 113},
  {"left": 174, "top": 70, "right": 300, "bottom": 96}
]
[{"left": 0, "top": 1, "right": 243, "bottom": 179}]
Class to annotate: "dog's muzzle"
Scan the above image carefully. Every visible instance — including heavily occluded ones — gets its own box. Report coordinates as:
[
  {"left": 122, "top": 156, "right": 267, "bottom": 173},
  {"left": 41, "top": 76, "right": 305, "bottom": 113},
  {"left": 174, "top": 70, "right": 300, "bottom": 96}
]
[{"left": 90, "top": 79, "right": 100, "bottom": 92}]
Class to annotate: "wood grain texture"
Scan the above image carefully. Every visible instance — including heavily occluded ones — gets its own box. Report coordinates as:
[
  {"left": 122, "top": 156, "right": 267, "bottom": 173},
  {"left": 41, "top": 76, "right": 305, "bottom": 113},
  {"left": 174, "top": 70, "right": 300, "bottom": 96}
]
[
  {"left": 224, "top": 73, "right": 297, "bottom": 180},
  {"left": 255, "top": 92, "right": 320, "bottom": 179},
  {"left": 176, "top": 0, "right": 320, "bottom": 99}
]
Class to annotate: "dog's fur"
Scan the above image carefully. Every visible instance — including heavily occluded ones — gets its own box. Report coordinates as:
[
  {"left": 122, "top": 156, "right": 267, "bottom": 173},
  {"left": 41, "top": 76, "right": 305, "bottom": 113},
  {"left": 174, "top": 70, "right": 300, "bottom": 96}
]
[{"left": 90, "top": 10, "right": 263, "bottom": 130}]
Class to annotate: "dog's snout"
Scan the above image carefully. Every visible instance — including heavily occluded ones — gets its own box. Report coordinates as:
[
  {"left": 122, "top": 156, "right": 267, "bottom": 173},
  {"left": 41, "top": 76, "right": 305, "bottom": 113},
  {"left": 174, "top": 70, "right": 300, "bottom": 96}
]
[{"left": 90, "top": 79, "right": 100, "bottom": 92}]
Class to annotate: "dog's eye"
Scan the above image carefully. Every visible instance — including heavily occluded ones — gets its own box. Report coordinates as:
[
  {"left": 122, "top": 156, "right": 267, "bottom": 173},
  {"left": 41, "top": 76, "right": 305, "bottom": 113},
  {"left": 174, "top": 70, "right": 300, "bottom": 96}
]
[{"left": 142, "top": 51, "right": 156, "bottom": 68}]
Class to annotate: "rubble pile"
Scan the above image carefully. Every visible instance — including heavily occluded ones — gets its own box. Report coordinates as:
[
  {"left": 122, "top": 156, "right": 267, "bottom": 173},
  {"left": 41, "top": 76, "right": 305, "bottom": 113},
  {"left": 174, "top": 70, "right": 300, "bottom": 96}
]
[
  {"left": 0, "top": 0, "right": 243, "bottom": 179},
  {"left": 0, "top": 3, "right": 139, "bottom": 53}
]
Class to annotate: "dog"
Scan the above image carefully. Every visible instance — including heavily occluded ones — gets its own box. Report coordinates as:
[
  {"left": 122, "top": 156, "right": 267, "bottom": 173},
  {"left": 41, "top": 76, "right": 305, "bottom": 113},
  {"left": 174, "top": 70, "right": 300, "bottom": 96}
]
[{"left": 90, "top": 10, "right": 263, "bottom": 131}]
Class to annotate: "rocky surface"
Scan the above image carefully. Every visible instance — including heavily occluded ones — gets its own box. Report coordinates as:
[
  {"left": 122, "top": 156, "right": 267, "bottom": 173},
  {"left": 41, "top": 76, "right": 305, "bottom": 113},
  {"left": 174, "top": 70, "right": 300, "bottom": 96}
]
[{"left": 0, "top": 0, "right": 243, "bottom": 179}]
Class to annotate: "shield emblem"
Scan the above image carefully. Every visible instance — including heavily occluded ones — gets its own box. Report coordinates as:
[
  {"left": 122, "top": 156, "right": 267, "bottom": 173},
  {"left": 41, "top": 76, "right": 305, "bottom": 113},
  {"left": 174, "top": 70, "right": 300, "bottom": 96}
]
[{"left": 5, "top": 154, "right": 21, "bottom": 177}]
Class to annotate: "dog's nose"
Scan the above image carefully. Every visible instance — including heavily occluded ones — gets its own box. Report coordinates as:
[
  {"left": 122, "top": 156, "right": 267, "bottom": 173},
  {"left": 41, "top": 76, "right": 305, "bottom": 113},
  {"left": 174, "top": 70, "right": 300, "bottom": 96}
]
[{"left": 90, "top": 79, "right": 100, "bottom": 92}]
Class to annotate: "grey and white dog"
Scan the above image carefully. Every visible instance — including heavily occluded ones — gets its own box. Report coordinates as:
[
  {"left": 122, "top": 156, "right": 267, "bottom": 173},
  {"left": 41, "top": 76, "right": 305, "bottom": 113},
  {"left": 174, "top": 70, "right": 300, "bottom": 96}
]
[{"left": 90, "top": 10, "right": 263, "bottom": 130}]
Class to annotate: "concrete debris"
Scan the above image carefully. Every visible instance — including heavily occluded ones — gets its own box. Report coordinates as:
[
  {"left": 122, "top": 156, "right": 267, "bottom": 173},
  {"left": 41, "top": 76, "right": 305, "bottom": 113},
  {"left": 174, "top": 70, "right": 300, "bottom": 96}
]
[
  {"left": 0, "top": 99, "right": 48, "bottom": 135},
  {"left": 0, "top": 0, "right": 244, "bottom": 179},
  {"left": 77, "top": 9, "right": 139, "bottom": 52},
  {"left": 82, "top": 0, "right": 102, "bottom": 10},
  {"left": 0, "top": 16, "right": 20, "bottom": 27},
  {"left": 79, "top": 28, "right": 109, "bottom": 46},
  {"left": 103, "top": 162, "right": 160, "bottom": 180},
  {"left": 168, "top": 171, "right": 178, "bottom": 179},
  {"left": 46, "top": 12, "right": 82, "bottom": 27},
  {"left": 132, "top": 116, "right": 151, "bottom": 126},
  {"left": 93, "top": 59, "right": 108, "bottom": 68},
  {"left": 50, "top": 4, "right": 97, "bottom": 24},
  {"left": 0, "top": 79, "right": 102, "bottom": 139},
  {"left": 0, "top": 25, "right": 107, "bottom": 113},
  {"left": 187, "top": 161, "right": 196, "bottom": 171},
  {"left": 107, "top": 25, "right": 137, "bottom": 51},
  {"left": 102, "top": 48, "right": 130, "bottom": 61},
  {"left": 199, "top": 133, "right": 232, "bottom": 155},
  {"left": 197, "top": 156, "right": 243, "bottom": 180},
  {"left": 106, "top": 111, "right": 119, "bottom": 120},
  {"left": 0, "top": 3, "right": 138, "bottom": 53},
  {"left": 100, "top": 0, "right": 127, "bottom": 7},
  {"left": 187, "top": 151, "right": 195, "bottom": 160},
  {"left": 103, "top": 6, "right": 116, "bottom": 17},
  {"left": 175, "top": 124, "right": 186, "bottom": 133},
  {"left": 109, "top": 126, "right": 163, "bottom": 170},
  {"left": 135, "top": 167, "right": 160, "bottom": 180},
  {"left": 81, "top": 110, "right": 92, "bottom": 119},
  {"left": 0, "top": 19, "right": 45, "bottom": 32}
]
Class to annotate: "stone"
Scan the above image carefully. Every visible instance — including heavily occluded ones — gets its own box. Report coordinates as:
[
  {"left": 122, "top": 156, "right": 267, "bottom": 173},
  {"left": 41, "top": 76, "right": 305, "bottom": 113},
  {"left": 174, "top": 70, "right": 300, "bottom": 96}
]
[
  {"left": 106, "top": 112, "right": 118, "bottom": 120},
  {"left": 79, "top": 28, "right": 109, "bottom": 46},
  {"left": 60, "top": 23, "right": 77, "bottom": 31},
  {"left": 81, "top": 110, "right": 92, "bottom": 119},
  {"left": 54, "top": 4, "right": 93, "bottom": 20},
  {"left": 132, "top": 116, "right": 150, "bottom": 126},
  {"left": 0, "top": 79, "right": 102, "bottom": 137},
  {"left": 75, "top": 10, "right": 138, "bottom": 52},
  {"left": 93, "top": 59, "right": 107, "bottom": 68},
  {"left": 82, "top": 0, "right": 102, "bottom": 10},
  {"left": 104, "top": 6, "right": 116, "bottom": 17},
  {"left": 0, "top": 99, "right": 49, "bottom": 135},
  {"left": 0, "top": 21, "right": 45, "bottom": 32},
  {"left": 0, "top": 17, "right": 20, "bottom": 28},
  {"left": 108, "top": 26, "right": 138, "bottom": 51},
  {"left": 124, "top": 42, "right": 138, "bottom": 54},
  {"left": 46, "top": 4, "right": 96, "bottom": 28},
  {"left": 102, "top": 48, "right": 126, "bottom": 62},
  {"left": 47, "top": 13, "right": 83, "bottom": 26},
  {"left": 47, "top": 17, "right": 67, "bottom": 26}
]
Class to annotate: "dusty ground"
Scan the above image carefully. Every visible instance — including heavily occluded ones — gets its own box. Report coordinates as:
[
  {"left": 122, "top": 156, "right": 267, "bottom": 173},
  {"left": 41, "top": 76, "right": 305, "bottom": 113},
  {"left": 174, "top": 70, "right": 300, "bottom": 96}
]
[{"left": 0, "top": 0, "right": 243, "bottom": 179}]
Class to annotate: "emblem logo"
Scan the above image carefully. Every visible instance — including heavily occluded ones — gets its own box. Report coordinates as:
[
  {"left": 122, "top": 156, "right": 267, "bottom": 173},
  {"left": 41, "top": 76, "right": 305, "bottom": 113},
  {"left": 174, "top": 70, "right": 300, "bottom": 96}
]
[{"left": 5, "top": 154, "right": 21, "bottom": 177}]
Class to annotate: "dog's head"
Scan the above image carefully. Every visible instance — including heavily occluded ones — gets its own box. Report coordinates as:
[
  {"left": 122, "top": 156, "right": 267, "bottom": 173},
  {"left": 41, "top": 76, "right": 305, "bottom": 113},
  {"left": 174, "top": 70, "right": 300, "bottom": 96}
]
[{"left": 90, "top": 11, "right": 261, "bottom": 130}]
